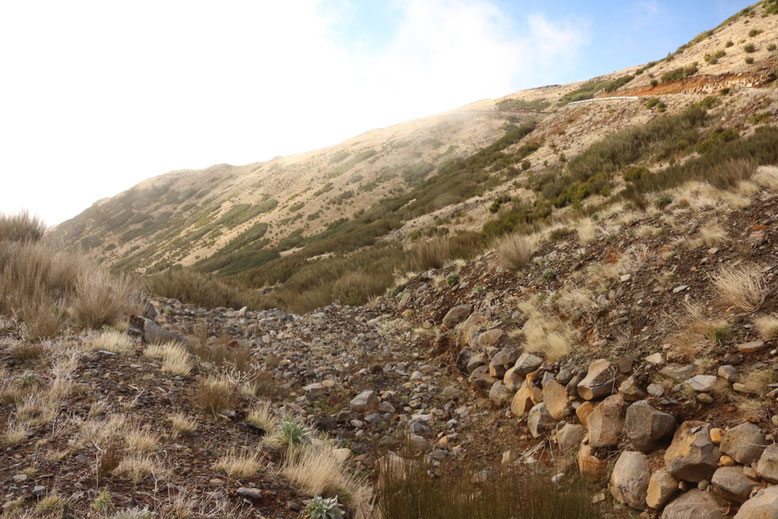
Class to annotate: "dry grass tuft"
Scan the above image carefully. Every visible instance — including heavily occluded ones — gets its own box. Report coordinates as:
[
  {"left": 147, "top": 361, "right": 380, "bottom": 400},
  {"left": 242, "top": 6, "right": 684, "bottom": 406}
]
[
  {"left": 3, "top": 420, "right": 29, "bottom": 446},
  {"left": 689, "top": 221, "right": 729, "bottom": 248},
  {"left": 493, "top": 234, "right": 535, "bottom": 271},
  {"left": 70, "top": 270, "right": 140, "bottom": 328},
  {"left": 246, "top": 400, "right": 280, "bottom": 433},
  {"left": 195, "top": 375, "right": 239, "bottom": 416},
  {"left": 213, "top": 449, "right": 263, "bottom": 479},
  {"left": 169, "top": 413, "right": 198, "bottom": 437},
  {"left": 415, "top": 238, "right": 451, "bottom": 270},
  {"left": 741, "top": 369, "right": 777, "bottom": 396},
  {"left": 712, "top": 264, "right": 766, "bottom": 312},
  {"left": 518, "top": 297, "right": 573, "bottom": 362},
  {"left": 144, "top": 342, "right": 193, "bottom": 375},
  {"left": 0, "top": 210, "right": 45, "bottom": 243},
  {"left": 576, "top": 219, "right": 597, "bottom": 244},
  {"left": 114, "top": 455, "right": 162, "bottom": 483},
  {"left": 282, "top": 442, "right": 373, "bottom": 519},
  {"left": 88, "top": 331, "right": 135, "bottom": 354},
  {"left": 754, "top": 314, "right": 778, "bottom": 341},
  {"left": 123, "top": 423, "right": 160, "bottom": 453},
  {"left": 35, "top": 493, "right": 67, "bottom": 516},
  {"left": 667, "top": 304, "right": 729, "bottom": 359}
]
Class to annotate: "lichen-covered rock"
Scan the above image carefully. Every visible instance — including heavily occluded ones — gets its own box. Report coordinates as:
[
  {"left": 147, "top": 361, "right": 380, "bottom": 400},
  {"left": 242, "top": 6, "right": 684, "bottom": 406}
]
[
  {"left": 664, "top": 421, "right": 719, "bottom": 483},
  {"left": 609, "top": 451, "right": 650, "bottom": 509}
]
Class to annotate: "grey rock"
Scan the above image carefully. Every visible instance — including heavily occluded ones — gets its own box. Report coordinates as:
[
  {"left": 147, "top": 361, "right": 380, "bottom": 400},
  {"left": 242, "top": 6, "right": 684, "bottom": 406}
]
[
  {"left": 625, "top": 400, "right": 676, "bottom": 453},
  {"left": 660, "top": 364, "right": 696, "bottom": 382},
  {"left": 237, "top": 487, "right": 263, "bottom": 501},
  {"left": 685, "top": 375, "right": 718, "bottom": 392},
  {"left": 619, "top": 375, "right": 648, "bottom": 402},
  {"left": 734, "top": 486, "right": 778, "bottom": 519},
  {"left": 665, "top": 421, "right": 719, "bottom": 483},
  {"left": 488, "top": 381, "right": 513, "bottom": 407},
  {"left": 557, "top": 423, "right": 586, "bottom": 453},
  {"left": 469, "top": 365, "right": 494, "bottom": 390},
  {"left": 513, "top": 352, "right": 543, "bottom": 376},
  {"left": 711, "top": 466, "right": 759, "bottom": 503},
  {"left": 466, "top": 355, "right": 487, "bottom": 374},
  {"left": 577, "top": 359, "right": 616, "bottom": 400},
  {"left": 755, "top": 444, "right": 778, "bottom": 483},
  {"left": 143, "top": 319, "right": 184, "bottom": 345},
  {"left": 717, "top": 365, "right": 740, "bottom": 383},
  {"left": 662, "top": 490, "right": 724, "bottom": 519},
  {"left": 646, "top": 469, "right": 679, "bottom": 510},
  {"left": 442, "top": 304, "right": 473, "bottom": 328},
  {"left": 610, "top": 451, "right": 650, "bottom": 510},
  {"left": 588, "top": 394, "right": 625, "bottom": 448},
  {"left": 350, "top": 390, "right": 379, "bottom": 414},
  {"left": 720, "top": 423, "right": 768, "bottom": 465},
  {"left": 527, "top": 402, "right": 554, "bottom": 438}
]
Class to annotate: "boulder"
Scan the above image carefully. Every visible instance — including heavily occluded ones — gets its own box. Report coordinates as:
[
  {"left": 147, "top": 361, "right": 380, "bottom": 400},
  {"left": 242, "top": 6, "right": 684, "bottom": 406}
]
[
  {"left": 661, "top": 490, "right": 724, "bottom": 519},
  {"left": 578, "top": 443, "right": 608, "bottom": 481},
  {"left": 488, "top": 381, "right": 513, "bottom": 407},
  {"left": 503, "top": 366, "right": 524, "bottom": 391},
  {"left": 557, "top": 423, "right": 586, "bottom": 453},
  {"left": 478, "top": 329, "right": 504, "bottom": 349},
  {"left": 711, "top": 466, "right": 759, "bottom": 504},
  {"left": 609, "top": 451, "right": 650, "bottom": 510},
  {"left": 588, "top": 394, "right": 625, "bottom": 448},
  {"left": 466, "top": 355, "right": 487, "bottom": 374},
  {"left": 488, "top": 346, "right": 517, "bottom": 378},
  {"left": 664, "top": 421, "right": 719, "bottom": 483},
  {"left": 755, "top": 444, "right": 778, "bottom": 483},
  {"left": 350, "top": 390, "right": 379, "bottom": 414},
  {"left": 527, "top": 403, "right": 554, "bottom": 438},
  {"left": 619, "top": 375, "right": 648, "bottom": 402},
  {"left": 143, "top": 319, "right": 185, "bottom": 345},
  {"left": 469, "top": 365, "right": 494, "bottom": 390},
  {"left": 442, "top": 304, "right": 473, "bottom": 328},
  {"left": 542, "top": 379, "right": 571, "bottom": 420},
  {"left": 734, "top": 486, "right": 778, "bottom": 519},
  {"left": 577, "top": 359, "right": 616, "bottom": 400},
  {"left": 511, "top": 380, "right": 542, "bottom": 416},
  {"left": 513, "top": 352, "right": 543, "bottom": 376},
  {"left": 646, "top": 469, "right": 679, "bottom": 510},
  {"left": 624, "top": 400, "right": 676, "bottom": 453},
  {"left": 719, "top": 423, "right": 768, "bottom": 465},
  {"left": 576, "top": 401, "right": 595, "bottom": 428},
  {"left": 455, "top": 349, "right": 472, "bottom": 373}
]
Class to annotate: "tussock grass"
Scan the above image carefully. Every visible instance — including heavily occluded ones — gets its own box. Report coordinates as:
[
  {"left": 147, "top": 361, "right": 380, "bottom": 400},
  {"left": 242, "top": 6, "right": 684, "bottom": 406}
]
[
  {"left": 712, "top": 264, "right": 766, "bottom": 312},
  {"left": 667, "top": 304, "right": 730, "bottom": 358},
  {"left": 145, "top": 268, "right": 262, "bottom": 310},
  {"left": 88, "top": 331, "right": 135, "bottom": 354},
  {"left": 213, "top": 449, "right": 263, "bottom": 479},
  {"left": 3, "top": 420, "right": 29, "bottom": 446},
  {"left": 114, "top": 455, "right": 162, "bottom": 483},
  {"left": 246, "top": 400, "right": 279, "bottom": 433},
  {"left": 70, "top": 270, "right": 140, "bottom": 328},
  {"left": 518, "top": 297, "right": 573, "bottom": 361},
  {"left": 414, "top": 238, "right": 451, "bottom": 270},
  {"left": 0, "top": 210, "right": 45, "bottom": 242},
  {"left": 754, "top": 314, "right": 778, "bottom": 340},
  {"left": 123, "top": 423, "right": 160, "bottom": 453},
  {"left": 169, "top": 413, "right": 198, "bottom": 437},
  {"left": 494, "top": 234, "right": 535, "bottom": 271},
  {"left": 195, "top": 375, "right": 239, "bottom": 416},
  {"left": 741, "top": 368, "right": 776, "bottom": 395},
  {"left": 282, "top": 442, "right": 373, "bottom": 519},
  {"left": 576, "top": 219, "right": 597, "bottom": 244},
  {"left": 691, "top": 221, "right": 729, "bottom": 247}
]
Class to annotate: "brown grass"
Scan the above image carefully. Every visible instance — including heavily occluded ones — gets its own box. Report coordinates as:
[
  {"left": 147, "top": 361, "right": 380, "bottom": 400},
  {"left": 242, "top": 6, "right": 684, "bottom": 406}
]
[
  {"left": 414, "top": 238, "right": 451, "bottom": 270},
  {"left": 754, "top": 314, "right": 778, "bottom": 340},
  {"left": 712, "top": 264, "right": 766, "bottom": 312},
  {"left": 70, "top": 270, "right": 140, "bottom": 328},
  {"left": 213, "top": 449, "right": 263, "bottom": 479},
  {"left": 0, "top": 210, "right": 45, "bottom": 243},
  {"left": 667, "top": 304, "right": 729, "bottom": 359},
  {"left": 114, "top": 455, "right": 162, "bottom": 483},
  {"left": 169, "top": 413, "right": 198, "bottom": 437},
  {"left": 494, "top": 234, "right": 535, "bottom": 271},
  {"left": 195, "top": 375, "right": 239, "bottom": 416}
]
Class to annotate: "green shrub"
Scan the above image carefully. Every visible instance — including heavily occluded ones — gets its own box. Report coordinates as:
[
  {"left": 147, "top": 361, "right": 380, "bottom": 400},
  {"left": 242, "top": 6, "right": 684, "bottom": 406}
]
[
  {"left": 745, "top": 56, "right": 755, "bottom": 64},
  {"left": 496, "top": 98, "right": 551, "bottom": 111},
  {"left": 660, "top": 64, "right": 698, "bottom": 83},
  {"left": 748, "top": 29, "right": 761, "bottom": 37},
  {"left": 305, "top": 496, "right": 345, "bottom": 519},
  {"left": 744, "top": 43, "right": 756, "bottom": 53},
  {"left": 559, "top": 75, "right": 633, "bottom": 105},
  {"left": 446, "top": 273, "right": 459, "bottom": 287},
  {"left": 768, "top": 43, "right": 777, "bottom": 51}
]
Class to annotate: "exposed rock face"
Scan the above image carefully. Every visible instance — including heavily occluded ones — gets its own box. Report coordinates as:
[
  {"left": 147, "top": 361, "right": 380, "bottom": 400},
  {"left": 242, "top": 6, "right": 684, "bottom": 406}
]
[
  {"left": 349, "top": 390, "right": 379, "bottom": 414},
  {"left": 527, "top": 402, "right": 554, "bottom": 438},
  {"left": 588, "top": 394, "right": 625, "bottom": 448},
  {"left": 646, "top": 469, "right": 679, "bottom": 510},
  {"left": 719, "top": 423, "right": 768, "bottom": 465},
  {"left": 625, "top": 400, "right": 676, "bottom": 453},
  {"left": 577, "top": 359, "right": 616, "bottom": 400},
  {"left": 756, "top": 445, "right": 778, "bottom": 483},
  {"left": 664, "top": 421, "right": 719, "bottom": 483},
  {"left": 711, "top": 466, "right": 759, "bottom": 503},
  {"left": 557, "top": 423, "right": 586, "bottom": 453},
  {"left": 542, "top": 379, "right": 571, "bottom": 420},
  {"left": 734, "top": 486, "right": 778, "bottom": 519},
  {"left": 610, "top": 451, "right": 650, "bottom": 509},
  {"left": 661, "top": 490, "right": 724, "bottom": 519},
  {"left": 442, "top": 304, "right": 472, "bottom": 328}
]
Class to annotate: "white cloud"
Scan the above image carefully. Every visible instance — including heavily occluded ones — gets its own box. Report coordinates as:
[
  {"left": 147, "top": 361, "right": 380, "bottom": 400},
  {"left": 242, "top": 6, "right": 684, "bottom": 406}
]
[{"left": 0, "top": 0, "right": 587, "bottom": 225}]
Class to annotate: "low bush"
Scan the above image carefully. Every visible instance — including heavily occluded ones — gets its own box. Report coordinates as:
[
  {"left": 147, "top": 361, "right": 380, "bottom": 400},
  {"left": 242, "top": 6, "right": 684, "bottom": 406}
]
[{"left": 145, "top": 268, "right": 265, "bottom": 310}]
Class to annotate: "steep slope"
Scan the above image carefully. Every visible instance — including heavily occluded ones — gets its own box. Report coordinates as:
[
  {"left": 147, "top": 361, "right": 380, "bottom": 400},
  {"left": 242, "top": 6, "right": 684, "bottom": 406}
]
[{"left": 50, "top": 0, "right": 778, "bottom": 313}]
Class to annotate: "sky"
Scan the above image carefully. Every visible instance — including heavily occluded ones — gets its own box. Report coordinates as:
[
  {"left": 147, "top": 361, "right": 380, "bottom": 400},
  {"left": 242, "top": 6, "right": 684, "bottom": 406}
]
[{"left": 0, "top": 0, "right": 753, "bottom": 226}]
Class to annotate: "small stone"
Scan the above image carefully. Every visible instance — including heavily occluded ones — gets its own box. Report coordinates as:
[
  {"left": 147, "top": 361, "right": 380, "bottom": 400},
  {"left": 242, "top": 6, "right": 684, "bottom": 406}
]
[
  {"left": 647, "top": 383, "right": 665, "bottom": 397},
  {"left": 350, "top": 390, "right": 379, "bottom": 414},
  {"left": 737, "top": 341, "right": 766, "bottom": 354},
  {"left": 696, "top": 393, "right": 713, "bottom": 404},
  {"left": 685, "top": 375, "right": 717, "bottom": 392},
  {"left": 645, "top": 353, "right": 664, "bottom": 365},
  {"left": 717, "top": 365, "right": 740, "bottom": 383},
  {"left": 32, "top": 486, "right": 46, "bottom": 496},
  {"left": 237, "top": 487, "right": 263, "bottom": 501}
]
